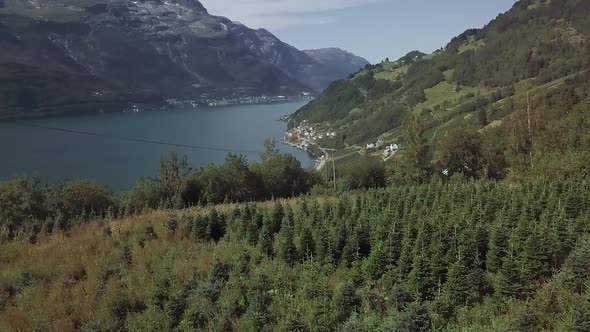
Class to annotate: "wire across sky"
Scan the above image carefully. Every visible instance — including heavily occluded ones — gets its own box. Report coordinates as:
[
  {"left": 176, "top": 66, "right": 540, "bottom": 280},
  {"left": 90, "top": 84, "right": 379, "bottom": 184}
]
[{"left": 13, "top": 122, "right": 264, "bottom": 155}]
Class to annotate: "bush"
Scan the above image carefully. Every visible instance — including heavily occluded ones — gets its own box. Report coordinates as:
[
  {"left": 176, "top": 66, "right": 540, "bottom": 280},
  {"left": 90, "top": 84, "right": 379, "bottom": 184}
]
[
  {"left": 46, "top": 179, "right": 115, "bottom": 221},
  {"left": 340, "top": 157, "right": 387, "bottom": 190},
  {"left": 0, "top": 176, "right": 45, "bottom": 239},
  {"left": 122, "top": 178, "right": 162, "bottom": 211}
]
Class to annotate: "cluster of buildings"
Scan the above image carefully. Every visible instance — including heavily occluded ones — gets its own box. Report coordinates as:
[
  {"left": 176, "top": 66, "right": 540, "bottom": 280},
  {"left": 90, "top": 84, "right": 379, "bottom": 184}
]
[
  {"left": 365, "top": 139, "right": 386, "bottom": 150},
  {"left": 205, "top": 94, "right": 313, "bottom": 107},
  {"left": 206, "top": 95, "right": 290, "bottom": 107},
  {"left": 285, "top": 121, "right": 337, "bottom": 153},
  {"left": 366, "top": 139, "right": 400, "bottom": 159},
  {"left": 384, "top": 143, "right": 400, "bottom": 158},
  {"left": 165, "top": 93, "right": 314, "bottom": 108},
  {"left": 166, "top": 98, "right": 199, "bottom": 108}
]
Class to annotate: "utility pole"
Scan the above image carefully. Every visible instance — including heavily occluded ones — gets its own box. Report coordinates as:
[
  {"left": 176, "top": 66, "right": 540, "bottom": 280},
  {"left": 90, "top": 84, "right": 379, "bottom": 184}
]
[
  {"left": 322, "top": 148, "right": 328, "bottom": 183},
  {"left": 526, "top": 89, "right": 534, "bottom": 168},
  {"left": 325, "top": 148, "right": 337, "bottom": 190}
]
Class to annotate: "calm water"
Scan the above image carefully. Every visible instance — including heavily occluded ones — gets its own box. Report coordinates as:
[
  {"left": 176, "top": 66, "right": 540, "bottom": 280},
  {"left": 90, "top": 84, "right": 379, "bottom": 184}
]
[{"left": 0, "top": 102, "right": 314, "bottom": 192}]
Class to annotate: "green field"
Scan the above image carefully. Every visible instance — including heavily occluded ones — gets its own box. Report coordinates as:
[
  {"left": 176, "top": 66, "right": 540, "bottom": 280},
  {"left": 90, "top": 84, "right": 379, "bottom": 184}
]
[{"left": 415, "top": 82, "right": 488, "bottom": 113}]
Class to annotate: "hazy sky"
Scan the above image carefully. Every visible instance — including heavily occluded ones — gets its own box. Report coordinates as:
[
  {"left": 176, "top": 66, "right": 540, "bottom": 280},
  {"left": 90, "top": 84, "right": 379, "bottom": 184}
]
[{"left": 200, "top": 0, "right": 518, "bottom": 63}]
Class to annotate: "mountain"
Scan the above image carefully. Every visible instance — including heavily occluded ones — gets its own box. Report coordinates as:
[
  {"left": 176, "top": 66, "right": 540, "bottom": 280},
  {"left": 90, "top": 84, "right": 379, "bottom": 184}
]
[
  {"left": 289, "top": 0, "right": 590, "bottom": 148},
  {"left": 303, "top": 48, "right": 370, "bottom": 91},
  {"left": 234, "top": 30, "right": 370, "bottom": 93},
  {"left": 0, "top": 0, "right": 367, "bottom": 118}
]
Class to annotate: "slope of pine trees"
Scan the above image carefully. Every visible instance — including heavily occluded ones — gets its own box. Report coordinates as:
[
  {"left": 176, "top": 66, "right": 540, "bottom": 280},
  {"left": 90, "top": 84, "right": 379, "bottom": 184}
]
[{"left": 0, "top": 180, "right": 588, "bottom": 331}]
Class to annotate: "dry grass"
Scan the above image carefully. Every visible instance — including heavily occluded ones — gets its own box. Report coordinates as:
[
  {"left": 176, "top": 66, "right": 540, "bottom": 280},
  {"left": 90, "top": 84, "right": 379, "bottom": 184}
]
[{"left": 0, "top": 209, "right": 221, "bottom": 331}]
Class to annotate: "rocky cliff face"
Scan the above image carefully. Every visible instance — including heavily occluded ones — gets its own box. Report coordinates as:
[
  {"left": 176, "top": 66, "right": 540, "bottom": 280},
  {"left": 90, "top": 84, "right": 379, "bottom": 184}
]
[{"left": 0, "top": 0, "right": 368, "bottom": 117}]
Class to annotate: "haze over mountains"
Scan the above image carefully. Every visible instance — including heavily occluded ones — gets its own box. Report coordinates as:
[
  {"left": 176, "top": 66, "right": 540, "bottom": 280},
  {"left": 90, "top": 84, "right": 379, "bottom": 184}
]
[{"left": 0, "top": 0, "right": 369, "bottom": 118}]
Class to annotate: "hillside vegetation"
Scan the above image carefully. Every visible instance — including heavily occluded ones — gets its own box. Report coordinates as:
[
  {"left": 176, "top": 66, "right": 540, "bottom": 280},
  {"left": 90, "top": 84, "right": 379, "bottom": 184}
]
[{"left": 290, "top": 0, "right": 590, "bottom": 151}]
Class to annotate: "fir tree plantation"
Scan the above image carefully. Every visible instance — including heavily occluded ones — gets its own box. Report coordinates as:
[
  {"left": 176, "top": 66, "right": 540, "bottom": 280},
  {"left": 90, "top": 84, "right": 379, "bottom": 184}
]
[{"left": 0, "top": 181, "right": 589, "bottom": 330}]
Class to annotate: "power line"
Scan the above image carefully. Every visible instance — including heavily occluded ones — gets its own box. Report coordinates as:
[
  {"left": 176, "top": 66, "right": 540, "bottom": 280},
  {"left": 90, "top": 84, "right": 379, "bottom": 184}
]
[{"left": 12, "top": 122, "right": 264, "bottom": 155}]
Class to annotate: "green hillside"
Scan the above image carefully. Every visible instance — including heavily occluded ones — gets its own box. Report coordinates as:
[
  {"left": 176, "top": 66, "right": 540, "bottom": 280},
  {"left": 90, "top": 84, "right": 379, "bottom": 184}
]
[{"left": 290, "top": 0, "right": 590, "bottom": 150}]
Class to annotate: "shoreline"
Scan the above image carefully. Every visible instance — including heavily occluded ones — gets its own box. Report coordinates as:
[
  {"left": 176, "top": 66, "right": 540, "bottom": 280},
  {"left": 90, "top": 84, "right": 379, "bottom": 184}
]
[
  {"left": 282, "top": 139, "right": 324, "bottom": 171},
  {"left": 0, "top": 98, "right": 311, "bottom": 123}
]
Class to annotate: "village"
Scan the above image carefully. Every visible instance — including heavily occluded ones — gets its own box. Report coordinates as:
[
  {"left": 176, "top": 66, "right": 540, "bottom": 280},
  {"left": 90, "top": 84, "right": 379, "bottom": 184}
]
[
  {"left": 284, "top": 120, "right": 336, "bottom": 152},
  {"left": 285, "top": 120, "right": 401, "bottom": 164},
  {"left": 205, "top": 93, "right": 313, "bottom": 107},
  {"left": 163, "top": 93, "right": 314, "bottom": 109}
]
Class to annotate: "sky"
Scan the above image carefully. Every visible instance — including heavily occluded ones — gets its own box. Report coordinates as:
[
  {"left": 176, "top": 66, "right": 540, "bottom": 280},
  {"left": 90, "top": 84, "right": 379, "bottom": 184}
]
[{"left": 200, "top": 0, "right": 518, "bottom": 63}]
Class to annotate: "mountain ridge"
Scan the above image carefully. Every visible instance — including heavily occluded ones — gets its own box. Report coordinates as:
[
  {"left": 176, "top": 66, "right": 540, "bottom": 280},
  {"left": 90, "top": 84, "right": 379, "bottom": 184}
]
[{"left": 0, "top": 0, "right": 369, "bottom": 118}]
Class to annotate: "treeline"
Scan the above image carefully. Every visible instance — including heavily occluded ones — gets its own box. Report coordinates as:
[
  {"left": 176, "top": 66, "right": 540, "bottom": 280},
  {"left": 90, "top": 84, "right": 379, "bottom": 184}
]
[
  {"left": 0, "top": 141, "right": 317, "bottom": 241},
  {"left": 388, "top": 83, "right": 590, "bottom": 185},
  {"left": 1, "top": 180, "right": 589, "bottom": 330},
  {"left": 123, "top": 144, "right": 317, "bottom": 210}
]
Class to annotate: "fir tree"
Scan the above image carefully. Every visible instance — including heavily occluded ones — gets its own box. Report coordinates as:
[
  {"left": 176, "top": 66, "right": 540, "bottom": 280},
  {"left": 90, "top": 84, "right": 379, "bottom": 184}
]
[
  {"left": 314, "top": 224, "right": 330, "bottom": 263},
  {"left": 192, "top": 215, "right": 208, "bottom": 241},
  {"left": 279, "top": 223, "right": 298, "bottom": 266},
  {"left": 443, "top": 258, "right": 470, "bottom": 306},
  {"left": 496, "top": 254, "right": 523, "bottom": 298},
  {"left": 299, "top": 226, "right": 315, "bottom": 261},
  {"left": 258, "top": 222, "right": 274, "bottom": 258},
  {"left": 564, "top": 236, "right": 590, "bottom": 293},
  {"left": 121, "top": 243, "right": 133, "bottom": 267},
  {"left": 366, "top": 244, "right": 389, "bottom": 280},
  {"left": 407, "top": 251, "right": 436, "bottom": 300},
  {"left": 575, "top": 300, "right": 590, "bottom": 332},
  {"left": 269, "top": 201, "right": 284, "bottom": 234},
  {"left": 334, "top": 283, "right": 360, "bottom": 322}
]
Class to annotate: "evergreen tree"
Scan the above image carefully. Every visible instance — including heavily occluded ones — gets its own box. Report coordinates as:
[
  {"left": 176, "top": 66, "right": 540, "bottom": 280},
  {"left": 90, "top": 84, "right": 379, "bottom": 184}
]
[
  {"left": 121, "top": 243, "right": 133, "bottom": 267},
  {"left": 315, "top": 224, "right": 330, "bottom": 263},
  {"left": 279, "top": 223, "right": 298, "bottom": 266},
  {"left": 299, "top": 226, "right": 315, "bottom": 261},
  {"left": 269, "top": 201, "right": 284, "bottom": 234},
  {"left": 192, "top": 215, "right": 208, "bottom": 241},
  {"left": 245, "top": 212, "right": 262, "bottom": 246},
  {"left": 354, "top": 221, "right": 371, "bottom": 259},
  {"left": 366, "top": 244, "right": 389, "bottom": 280},
  {"left": 258, "top": 222, "right": 274, "bottom": 258},
  {"left": 334, "top": 283, "right": 360, "bottom": 322},
  {"left": 407, "top": 250, "right": 436, "bottom": 300},
  {"left": 397, "top": 226, "right": 416, "bottom": 278},
  {"left": 443, "top": 258, "right": 470, "bottom": 306},
  {"left": 382, "top": 302, "right": 432, "bottom": 332},
  {"left": 564, "top": 236, "right": 590, "bottom": 293},
  {"left": 487, "top": 222, "right": 509, "bottom": 273},
  {"left": 208, "top": 208, "right": 226, "bottom": 242},
  {"left": 575, "top": 300, "right": 590, "bottom": 332},
  {"left": 496, "top": 254, "right": 523, "bottom": 298}
]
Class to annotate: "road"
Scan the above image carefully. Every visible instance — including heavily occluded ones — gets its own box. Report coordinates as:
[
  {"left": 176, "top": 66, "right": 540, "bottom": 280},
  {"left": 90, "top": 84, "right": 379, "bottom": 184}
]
[{"left": 314, "top": 158, "right": 327, "bottom": 171}]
